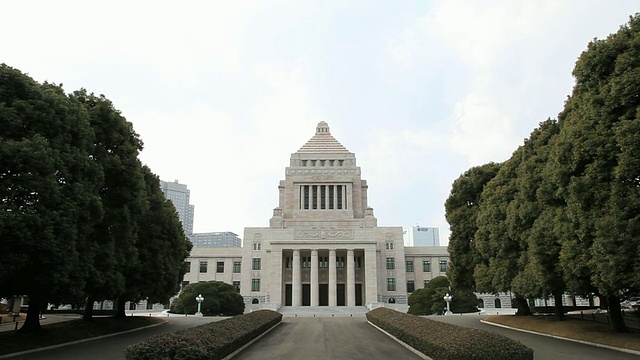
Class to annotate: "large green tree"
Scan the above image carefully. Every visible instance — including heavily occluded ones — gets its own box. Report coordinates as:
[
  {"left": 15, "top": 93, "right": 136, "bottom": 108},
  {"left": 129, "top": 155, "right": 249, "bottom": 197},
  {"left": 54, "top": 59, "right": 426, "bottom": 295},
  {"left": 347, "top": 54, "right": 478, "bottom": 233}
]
[
  {"left": 0, "top": 65, "right": 103, "bottom": 331},
  {"left": 408, "top": 276, "right": 477, "bottom": 315},
  {"left": 550, "top": 14, "right": 640, "bottom": 332},
  {"left": 120, "top": 167, "right": 192, "bottom": 311},
  {"left": 445, "top": 163, "right": 501, "bottom": 291},
  {"left": 71, "top": 90, "right": 146, "bottom": 320},
  {"left": 474, "top": 153, "right": 532, "bottom": 316},
  {"left": 510, "top": 120, "right": 567, "bottom": 320}
]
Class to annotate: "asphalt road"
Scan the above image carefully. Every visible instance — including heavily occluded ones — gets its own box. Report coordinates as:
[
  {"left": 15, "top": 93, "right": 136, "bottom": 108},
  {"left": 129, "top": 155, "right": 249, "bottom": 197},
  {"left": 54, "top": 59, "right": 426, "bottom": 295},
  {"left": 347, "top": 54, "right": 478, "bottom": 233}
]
[{"left": 232, "top": 316, "right": 423, "bottom": 360}]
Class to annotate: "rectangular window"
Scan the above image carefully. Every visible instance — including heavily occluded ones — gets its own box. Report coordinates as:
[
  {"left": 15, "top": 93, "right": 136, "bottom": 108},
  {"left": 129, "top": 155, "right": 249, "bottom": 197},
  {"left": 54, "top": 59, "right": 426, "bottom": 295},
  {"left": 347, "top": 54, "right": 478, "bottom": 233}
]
[
  {"left": 387, "top": 278, "right": 396, "bottom": 291},
  {"left": 233, "top": 261, "right": 241, "bottom": 273},
  {"left": 318, "top": 256, "right": 328, "bottom": 268},
  {"left": 439, "top": 260, "right": 448, "bottom": 272},
  {"left": 253, "top": 243, "right": 261, "bottom": 251},
  {"left": 184, "top": 261, "right": 191, "bottom": 273},
  {"left": 385, "top": 242, "right": 394, "bottom": 250},
  {"left": 329, "top": 186, "right": 334, "bottom": 209},
  {"left": 285, "top": 256, "right": 292, "bottom": 268},
  {"left": 424, "top": 280, "right": 430, "bottom": 288},
  {"left": 302, "top": 256, "right": 311, "bottom": 268},
  {"left": 304, "top": 185, "right": 309, "bottom": 209},
  {"left": 251, "top": 278, "right": 260, "bottom": 292},
  {"left": 312, "top": 185, "right": 318, "bottom": 209},
  {"left": 336, "top": 256, "right": 345, "bottom": 268},
  {"left": 355, "top": 256, "right": 362, "bottom": 268},
  {"left": 199, "top": 261, "right": 207, "bottom": 273},
  {"left": 233, "top": 281, "right": 240, "bottom": 293},
  {"left": 406, "top": 261, "right": 414, "bottom": 272},
  {"left": 407, "top": 280, "right": 415, "bottom": 293},
  {"left": 423, "top": 261, "right": 431, "bottom": 272},
  {"left": 216, "top": 261, "right": 224, "bottom": 273},
  {"left": 337, "top": 186, "right": 343, "bottom": 209},
  {"left": 386, "top": 258, "right": 395, "bottom": 270},
  {"left": 252, "top": 258, "right": 261, "bottom": 271},
  {"left": 320, "top": 186, "right": 326, "bottom": 209}
]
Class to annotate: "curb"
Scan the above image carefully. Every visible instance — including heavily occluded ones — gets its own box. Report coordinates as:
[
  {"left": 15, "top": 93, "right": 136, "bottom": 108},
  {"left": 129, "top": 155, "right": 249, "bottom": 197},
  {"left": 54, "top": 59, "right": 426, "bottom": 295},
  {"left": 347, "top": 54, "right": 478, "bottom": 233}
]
[
  {"left": 367, "top": 321, "right": 432, "bottom": 360},
  {"left": 224, "top": 321, "right": 282, "bottom": 359},
  {"left": 0, "top": 321, "right": 167, "bottom": 359},
  {"left": 480, "top": 319, "right": 640, "bottom": 357}
]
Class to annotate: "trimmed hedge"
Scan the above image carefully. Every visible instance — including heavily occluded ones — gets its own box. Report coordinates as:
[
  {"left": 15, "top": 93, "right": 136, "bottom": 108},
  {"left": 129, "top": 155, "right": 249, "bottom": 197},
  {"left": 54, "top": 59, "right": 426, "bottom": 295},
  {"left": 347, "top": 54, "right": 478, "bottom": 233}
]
[
  {"left": 125, "top": 310, "right": 282, "bottom": 360},
  {"left": 366, "top": 307, "right": 533, "bottom": 360}
]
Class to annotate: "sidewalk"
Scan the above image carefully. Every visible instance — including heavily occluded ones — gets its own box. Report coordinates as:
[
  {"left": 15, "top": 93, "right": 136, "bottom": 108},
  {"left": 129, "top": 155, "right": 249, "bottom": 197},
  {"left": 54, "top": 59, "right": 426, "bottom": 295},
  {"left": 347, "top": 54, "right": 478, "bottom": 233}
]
[{"left": 0, "top": 314, "right": 81, "bottom": 333}]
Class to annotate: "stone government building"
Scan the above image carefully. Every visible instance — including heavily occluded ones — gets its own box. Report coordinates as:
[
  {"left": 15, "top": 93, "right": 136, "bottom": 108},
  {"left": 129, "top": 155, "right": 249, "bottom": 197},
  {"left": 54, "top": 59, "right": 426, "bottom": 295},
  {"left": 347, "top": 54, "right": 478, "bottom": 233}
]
[{"left": 183, "top": 122, "right": 450, "bottom": 310}]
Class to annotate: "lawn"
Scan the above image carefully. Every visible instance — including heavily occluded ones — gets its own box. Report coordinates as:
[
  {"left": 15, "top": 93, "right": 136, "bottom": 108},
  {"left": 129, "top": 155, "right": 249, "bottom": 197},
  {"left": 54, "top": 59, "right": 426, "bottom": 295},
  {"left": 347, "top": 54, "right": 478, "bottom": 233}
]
[
  {"left": 0, "top": 315, "right": 163, "bottom": 356},
  {"left": 484, "top": 315, "right": 640, "bottom": 351}
]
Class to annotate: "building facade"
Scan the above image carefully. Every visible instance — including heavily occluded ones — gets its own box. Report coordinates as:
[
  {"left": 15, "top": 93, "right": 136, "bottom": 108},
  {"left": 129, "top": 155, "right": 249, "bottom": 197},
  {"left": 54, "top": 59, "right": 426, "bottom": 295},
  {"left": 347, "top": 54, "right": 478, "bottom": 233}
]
[
  {"left": 403, "top": 226, "right": 440, "bottom": 246},
  {"left": 160, "top": 180, "right": 195, "bottom": 235},
  {"left": 189, "top": 232, "right": 242, "bottom": 248},
  {"left": 184, "top": 122, "right": 449, "bottom": 310}
]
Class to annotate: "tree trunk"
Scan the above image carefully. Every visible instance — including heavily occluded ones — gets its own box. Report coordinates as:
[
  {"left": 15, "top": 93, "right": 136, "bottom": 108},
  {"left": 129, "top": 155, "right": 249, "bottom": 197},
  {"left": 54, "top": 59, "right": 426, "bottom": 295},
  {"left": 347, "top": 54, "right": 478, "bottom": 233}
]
[
  {"left": 608, "top": 295, "right": 627, "bottom": 333},
  {"left": 83, "top": 296, "right": 95, "bottom": 322},
  {"left": 514, "top": 295, "right": 532, "bottom": 316},
  {"left": 114, "top": 298, "right": 127, "bottom": 318},
  {"left": 553, "top": 291, "right": 565, "bottom": 321},
  {"left": 19, "top": 295, "right": 42, "bottom": 333}
]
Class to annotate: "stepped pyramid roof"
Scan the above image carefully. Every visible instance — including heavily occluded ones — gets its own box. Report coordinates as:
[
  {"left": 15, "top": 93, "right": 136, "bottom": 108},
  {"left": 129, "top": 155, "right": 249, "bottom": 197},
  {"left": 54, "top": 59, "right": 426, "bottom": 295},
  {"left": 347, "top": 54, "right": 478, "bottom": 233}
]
[{"left": 296, "top": 121, "right": 350, "bottom": 153}]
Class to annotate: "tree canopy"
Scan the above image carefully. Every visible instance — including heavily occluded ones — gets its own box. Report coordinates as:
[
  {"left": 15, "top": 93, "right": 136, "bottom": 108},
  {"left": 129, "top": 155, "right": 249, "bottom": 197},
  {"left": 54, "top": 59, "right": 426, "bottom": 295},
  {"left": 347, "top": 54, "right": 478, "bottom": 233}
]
[
  {"left": 0, "top": 64, "right": 192, "bottom": 330},
  {"left": 445, "top": 14, "right": 640, "bottom": 332}
]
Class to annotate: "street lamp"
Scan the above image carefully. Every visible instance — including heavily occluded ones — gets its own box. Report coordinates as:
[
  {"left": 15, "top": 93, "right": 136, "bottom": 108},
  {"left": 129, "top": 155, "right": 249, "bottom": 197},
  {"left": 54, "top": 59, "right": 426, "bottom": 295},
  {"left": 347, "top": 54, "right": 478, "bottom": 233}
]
[
  {"left": 195, "top": 294, "right": 204, "bottom": 316},
  {"left": 443, "top": 293, "right": 453, "bottom": 315}
]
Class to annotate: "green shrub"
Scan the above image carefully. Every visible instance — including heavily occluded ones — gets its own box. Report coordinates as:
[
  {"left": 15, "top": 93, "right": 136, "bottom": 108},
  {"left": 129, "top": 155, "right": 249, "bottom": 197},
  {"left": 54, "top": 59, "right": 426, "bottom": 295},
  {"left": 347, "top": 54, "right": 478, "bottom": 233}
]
[
  {"left": 170, "top": 281, "right": 244, "bottom": 316},
  {"left": 125, "top": 310, "right": 282, "bottom": 360},
  {"left": 367, "top": 307, "right": 533, "bottom": 360}
]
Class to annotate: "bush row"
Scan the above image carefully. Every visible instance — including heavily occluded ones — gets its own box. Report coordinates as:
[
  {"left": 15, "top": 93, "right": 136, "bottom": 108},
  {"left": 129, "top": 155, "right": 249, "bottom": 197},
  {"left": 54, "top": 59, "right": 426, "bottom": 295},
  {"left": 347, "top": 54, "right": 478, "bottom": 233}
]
[
  {"left": 366, "top": 307, "right": 533, "bottom": 360},
  {"left": 125, "top": 310, "right": 282, "bottom": 360}
]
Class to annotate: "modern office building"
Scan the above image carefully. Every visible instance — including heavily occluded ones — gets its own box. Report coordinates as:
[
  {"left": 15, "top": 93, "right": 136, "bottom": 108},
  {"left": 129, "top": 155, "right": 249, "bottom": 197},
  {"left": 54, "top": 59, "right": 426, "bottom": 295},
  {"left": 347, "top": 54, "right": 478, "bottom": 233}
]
[
  {"left": 183, "top": 122, "right": 449, "bottom": 310},
  {"left": 160, "top": 180, "right": 195, "bottom": 235},
  {"left": 189, "top": 232, "right": 242, "bottom": 248},
  {"left": 403, "top": 226, "right": 440, "bottom": 247}
]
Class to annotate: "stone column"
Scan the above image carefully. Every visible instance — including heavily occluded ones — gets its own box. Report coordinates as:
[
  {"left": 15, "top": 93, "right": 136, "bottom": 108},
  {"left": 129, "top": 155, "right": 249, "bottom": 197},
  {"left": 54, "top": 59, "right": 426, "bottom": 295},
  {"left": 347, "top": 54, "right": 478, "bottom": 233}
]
[
  {"left": 293, "top": 249, "right": 301, "bottom": 306},
  {"left": 364, "top": 248, "right": 378, "bottom": 305},
  {"left": 311, "top": 249, "right": 319, "bottom": 306},
  {"left": 329, "top": 249, "right": 337, "bottom": 306},
  {"left": 347, "top": 249, "right": 355, "bottom": 306},
  {"left": 269, "top": 249, "right": 283, "bottom": 305}
]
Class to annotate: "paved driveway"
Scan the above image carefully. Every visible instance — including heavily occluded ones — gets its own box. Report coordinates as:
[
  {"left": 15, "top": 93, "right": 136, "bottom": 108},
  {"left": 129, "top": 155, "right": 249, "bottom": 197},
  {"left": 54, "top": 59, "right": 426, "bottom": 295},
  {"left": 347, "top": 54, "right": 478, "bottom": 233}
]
[{"left": 233, "top": 316, "right": 423, "bottom": 360}]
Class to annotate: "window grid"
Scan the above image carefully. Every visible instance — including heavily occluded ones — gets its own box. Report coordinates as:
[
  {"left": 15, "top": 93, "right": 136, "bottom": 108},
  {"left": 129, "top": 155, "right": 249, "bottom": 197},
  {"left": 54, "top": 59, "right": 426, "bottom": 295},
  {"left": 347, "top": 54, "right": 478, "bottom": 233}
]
[
  {"left": 233, "top": 262, "right": 241, "bottom": 273},
  {"left": 406, "top": 261, "right": 414, "bottom": 272},
  {"left": 216, "top": 261, "right": 224, "bottom": 273},
  {"left": 251, "top": 279, "right": 260, "bottom": 292},
  {"left": 386, "top": 258, "right": 395, "bottom": 270},
  {"left": 252, "top": 258, "right": 261, "bottom": 271},
  {"left": 199, "top": 261, "right": 207, "bottom": 273},
  {"left": 387, "top": 278, "right": 396, "bottom": 291},
  {"left": 423, "top": 261, "right": 431, "bottom": 272}
]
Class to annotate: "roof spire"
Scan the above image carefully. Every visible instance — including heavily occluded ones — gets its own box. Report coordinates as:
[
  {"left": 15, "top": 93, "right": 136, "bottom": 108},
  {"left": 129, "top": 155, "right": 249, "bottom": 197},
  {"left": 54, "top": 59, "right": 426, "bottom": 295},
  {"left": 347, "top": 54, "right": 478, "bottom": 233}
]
[{"left": 316, "top": 121, "right": 330, "bottom": 135}]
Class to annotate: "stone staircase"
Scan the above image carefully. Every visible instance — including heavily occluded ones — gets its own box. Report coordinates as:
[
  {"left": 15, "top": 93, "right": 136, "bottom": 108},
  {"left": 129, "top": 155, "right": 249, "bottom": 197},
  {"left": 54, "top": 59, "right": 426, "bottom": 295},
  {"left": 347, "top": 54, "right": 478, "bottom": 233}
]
[{"left": 278, "top": 306, "right": 369, "bottom": 317}]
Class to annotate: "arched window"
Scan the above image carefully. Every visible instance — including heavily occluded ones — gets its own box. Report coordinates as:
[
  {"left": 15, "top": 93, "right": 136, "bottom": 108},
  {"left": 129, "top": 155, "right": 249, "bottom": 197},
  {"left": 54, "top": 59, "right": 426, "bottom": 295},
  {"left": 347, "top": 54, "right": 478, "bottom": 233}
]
[
  {"left": 252, "top": 298, "right": 259, "bottom": 304},
  {"left": 477, "top": 299, "right": 485, "bottom": 308},
  {"left": 388, "top": 298, "right": 396, "bottom": 304},
  {"left": 494, "top": 298, "right": 502, "bottom": 308}
]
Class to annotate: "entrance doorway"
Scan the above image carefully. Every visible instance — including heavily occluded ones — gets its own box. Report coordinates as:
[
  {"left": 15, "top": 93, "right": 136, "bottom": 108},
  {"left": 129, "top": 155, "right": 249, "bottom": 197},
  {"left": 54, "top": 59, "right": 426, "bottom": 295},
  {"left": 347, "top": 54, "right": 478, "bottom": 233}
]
[
  {"left": 319, "top": 284, "right": 328, "bottom": 306},
  {"left": 337, "top": 284, "right": 345, "bottom": 306},
  {"left": 355, "top": 284, "right": 362, "bottom": 306},
  {"left": 285, "top": 284, "right": 292, "bottom": 306},
  {"left": 302, "top": 284, "right": 311, "bottom": 306}
]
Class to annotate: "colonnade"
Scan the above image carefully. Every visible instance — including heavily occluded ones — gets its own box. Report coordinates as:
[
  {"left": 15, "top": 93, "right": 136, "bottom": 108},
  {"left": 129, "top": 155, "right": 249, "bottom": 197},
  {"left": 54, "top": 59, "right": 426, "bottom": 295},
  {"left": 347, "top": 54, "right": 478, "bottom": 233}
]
[{"left": 286, "top": 247, "right": 376, "bottom": 306}]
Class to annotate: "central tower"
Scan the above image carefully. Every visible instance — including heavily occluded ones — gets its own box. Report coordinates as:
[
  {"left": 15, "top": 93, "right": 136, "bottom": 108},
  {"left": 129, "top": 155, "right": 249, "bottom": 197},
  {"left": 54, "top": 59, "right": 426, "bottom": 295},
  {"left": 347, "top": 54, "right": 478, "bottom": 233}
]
[
  {"left": 241, "top": 122, "right": 405, "bottom": 309},
  {"left": 269, "top": 121, "right": 377, "bottom": 229}
]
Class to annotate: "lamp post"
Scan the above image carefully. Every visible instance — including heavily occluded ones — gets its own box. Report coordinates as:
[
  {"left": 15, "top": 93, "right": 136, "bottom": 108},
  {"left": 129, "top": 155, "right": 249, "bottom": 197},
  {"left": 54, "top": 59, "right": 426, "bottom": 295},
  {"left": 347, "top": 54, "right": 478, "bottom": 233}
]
[
  {"left": 443, "top": 293, "right": 453, "bottom": 315},
  {"left": 195, "top": 294, "right": 204, "bottom": 316}
]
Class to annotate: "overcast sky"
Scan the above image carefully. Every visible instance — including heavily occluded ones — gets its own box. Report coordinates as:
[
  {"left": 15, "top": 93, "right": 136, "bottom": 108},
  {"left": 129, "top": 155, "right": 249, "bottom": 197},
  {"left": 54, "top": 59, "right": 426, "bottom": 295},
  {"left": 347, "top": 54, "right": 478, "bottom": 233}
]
[{"left": 2, "top": 1, "right": 638, "bottom": 244}]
